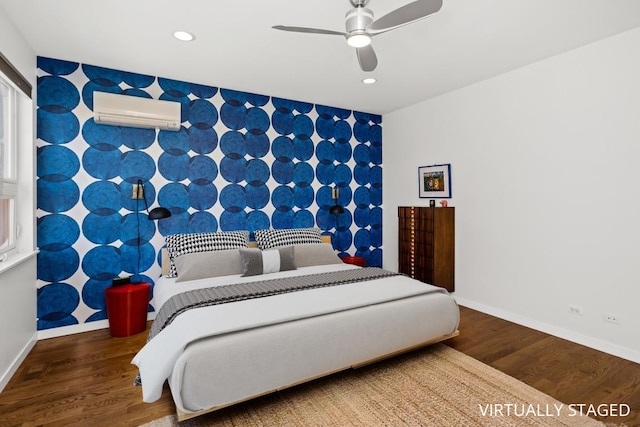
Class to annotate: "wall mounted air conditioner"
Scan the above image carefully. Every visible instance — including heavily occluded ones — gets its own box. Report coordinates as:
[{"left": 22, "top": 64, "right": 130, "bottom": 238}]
[{"left": 93, "top": 92, "right": 181, "bottom": 131}]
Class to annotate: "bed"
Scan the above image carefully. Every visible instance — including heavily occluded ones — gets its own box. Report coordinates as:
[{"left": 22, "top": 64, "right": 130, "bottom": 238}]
[{"left": 132, "top": 229, "right": 460, "bottom": 421}]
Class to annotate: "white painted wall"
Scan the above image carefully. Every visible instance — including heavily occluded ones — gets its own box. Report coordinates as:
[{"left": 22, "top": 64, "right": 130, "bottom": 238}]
[
  {"left": 383, "top": 27, "right": 640, "bottom": 363},
  {"left": 0, "top": 6, "right": 37, "bottom": 391}
]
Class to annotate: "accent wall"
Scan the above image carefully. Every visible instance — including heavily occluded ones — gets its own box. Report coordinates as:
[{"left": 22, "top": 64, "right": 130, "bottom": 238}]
[{"left": 36, "top": 57, "right": 383, "bottom": 331}]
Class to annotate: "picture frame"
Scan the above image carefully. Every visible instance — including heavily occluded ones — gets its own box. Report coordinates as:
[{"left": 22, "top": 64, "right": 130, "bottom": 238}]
[{"left": 418, "top": 164, "right": 451, "bottom": 199}]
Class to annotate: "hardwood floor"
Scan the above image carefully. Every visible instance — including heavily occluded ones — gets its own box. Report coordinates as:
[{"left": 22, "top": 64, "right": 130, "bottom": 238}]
[
  {"left": 0, "top": 306, "right": 637, "bottom": 426},
  {"left": 0, "top": 323, "right": 175, "bottom": 427},
  {"left": 447, "top": 307, "right": 639, "bottom": 426}
]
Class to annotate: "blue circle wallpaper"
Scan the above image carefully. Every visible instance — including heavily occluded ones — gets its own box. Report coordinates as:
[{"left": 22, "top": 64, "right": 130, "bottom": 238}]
[{"left": 36, "top": 56, "right": 383, "bottom": 331}]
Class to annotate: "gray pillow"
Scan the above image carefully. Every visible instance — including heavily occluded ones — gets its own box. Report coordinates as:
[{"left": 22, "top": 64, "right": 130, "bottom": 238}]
[
  {"left": 165, "top": 230, "right": 249, "bottom": 277},
  {"left": 294, "top": 243, "right": 343, "bottom": 267},
  {"left": 240, "top": 246, "right": 296, "bottom": 276},
  {"left": 174, "top": 249, "right": 244, "bottom": 283}
]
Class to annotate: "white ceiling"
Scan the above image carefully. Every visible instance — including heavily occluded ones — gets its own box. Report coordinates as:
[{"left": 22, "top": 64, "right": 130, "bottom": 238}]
[{"left": 2, "top": 0, "right": 640, "bottom": 115}]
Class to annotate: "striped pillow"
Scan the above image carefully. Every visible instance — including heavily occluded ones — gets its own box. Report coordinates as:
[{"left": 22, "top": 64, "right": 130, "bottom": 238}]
[
  {"left": 254, "top": 228, "right": 322, "bottom": 250},
  {"left": 165, "top": 231, "right": 249, "bottom": 277},
  {"left": 239, "top": 246, "right": 296, "bottom": 277}
]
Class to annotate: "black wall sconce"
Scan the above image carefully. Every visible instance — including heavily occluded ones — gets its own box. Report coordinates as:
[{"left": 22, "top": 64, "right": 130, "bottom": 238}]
[
  {"left": 329, "top": 186, "right": 344, "bottom": 215},
  {"left": 132, "top": 179, "right": 171, "bottom": 281},
  {"left": 329, "top": 186, "right": 344, "bottom": 250}
]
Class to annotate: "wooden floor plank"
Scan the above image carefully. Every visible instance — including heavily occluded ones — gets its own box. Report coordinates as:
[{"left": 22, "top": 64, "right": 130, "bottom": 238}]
[{"left": 0, "top": 306, "right": 637, "bottom": 426}]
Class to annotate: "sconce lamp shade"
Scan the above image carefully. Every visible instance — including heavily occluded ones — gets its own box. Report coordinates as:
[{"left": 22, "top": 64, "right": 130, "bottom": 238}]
[
  {"left": 329, "top": 205, "right": 344, "bottom": 215},
  {"left": 148, "top": 207, "right": 171, "bottom": 220}
]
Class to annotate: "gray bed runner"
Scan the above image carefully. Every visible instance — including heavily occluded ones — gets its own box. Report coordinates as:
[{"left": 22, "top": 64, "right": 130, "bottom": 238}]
[{"left": 150, "top": 267, "right": 400, "bottom": 341}]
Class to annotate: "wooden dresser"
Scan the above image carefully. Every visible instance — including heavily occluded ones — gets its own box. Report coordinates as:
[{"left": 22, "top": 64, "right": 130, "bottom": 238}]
[{"left": 398, "top": 206, "right": 455, "bottom": 292}]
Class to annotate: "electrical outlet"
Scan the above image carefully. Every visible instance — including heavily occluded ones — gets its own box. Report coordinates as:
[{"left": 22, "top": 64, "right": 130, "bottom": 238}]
[
  {"left": 603, "top": 313, "right": 621, "bottom": 325},
  {"left": 568, "top": 305, "right": 583, "bottom": 315}
]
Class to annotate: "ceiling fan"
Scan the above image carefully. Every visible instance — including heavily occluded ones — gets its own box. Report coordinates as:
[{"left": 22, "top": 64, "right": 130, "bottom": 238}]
[{"left": 272, "top": 0, "right": 443, "bottom": 72}]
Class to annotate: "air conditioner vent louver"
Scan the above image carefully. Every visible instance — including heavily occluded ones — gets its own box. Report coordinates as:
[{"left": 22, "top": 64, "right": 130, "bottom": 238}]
[{"left": 93, "top": 92, "right": 181, "bottom": 131}]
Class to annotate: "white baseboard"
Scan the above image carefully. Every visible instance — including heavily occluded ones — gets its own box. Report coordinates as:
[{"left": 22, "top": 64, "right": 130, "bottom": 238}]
[
  {"left": 37, "top": 320, "right": 110, "bottom": 340},
  {"left": 454, "top": 297, "right": 640, "bottom": 364},
  {"left": 37, "top": 312, "right": 156, "bottom": 340},
  {"left": 0, "top": 332, "right": 37, "bottom": 392}
]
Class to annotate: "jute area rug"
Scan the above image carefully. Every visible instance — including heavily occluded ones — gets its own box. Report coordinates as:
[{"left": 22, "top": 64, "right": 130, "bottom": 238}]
[{"left": 141, "top": 344, "right": 607, "bottom": 427}]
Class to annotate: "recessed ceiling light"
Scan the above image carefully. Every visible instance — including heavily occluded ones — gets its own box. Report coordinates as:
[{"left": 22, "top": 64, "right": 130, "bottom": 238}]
[
  {"left": 173, "top": 31, "right": 195, "bottom": 42},
  {"left": 362, "top": 78, "right": 377, "bottom": 85}
]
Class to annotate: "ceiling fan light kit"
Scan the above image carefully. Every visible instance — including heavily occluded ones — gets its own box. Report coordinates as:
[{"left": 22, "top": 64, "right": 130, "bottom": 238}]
[
  {"left": 345, "top": 6, "right": 373, "bottom": 47},
  {"left": 347, "top": 32, "right": 371, "bottom": 48},
  {"left": 272, "top": 0, "right": 443, "bottom": 72}
]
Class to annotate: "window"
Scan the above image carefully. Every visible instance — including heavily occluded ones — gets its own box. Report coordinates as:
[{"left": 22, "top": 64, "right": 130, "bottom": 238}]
[{"left": 0, "top": 73, "right": 17, "bottom": 256}]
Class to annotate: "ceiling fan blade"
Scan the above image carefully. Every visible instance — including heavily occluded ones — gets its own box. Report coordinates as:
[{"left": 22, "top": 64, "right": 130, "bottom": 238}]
[
  {"left": 272, "top": 25, "right": 346, "bottom": 37},
  {"left": 356, "top": 45, "right": 378, "bottom": 72},
  {"left": 367, "top": 0, "right": 443, "bottom": 34}
]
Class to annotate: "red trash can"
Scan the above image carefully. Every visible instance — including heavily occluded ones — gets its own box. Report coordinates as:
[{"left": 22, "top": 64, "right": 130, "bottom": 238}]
[{"left": 105, "top": 282, "right": 151, "bottom": 337}]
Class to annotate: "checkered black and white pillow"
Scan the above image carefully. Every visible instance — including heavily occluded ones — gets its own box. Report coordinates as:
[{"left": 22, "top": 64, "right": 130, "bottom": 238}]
[
  {"left": 254, "top": 228, "right": 322, "bottom": 250},
  {"left": 165, "top": 231, "right": 250, "bottom": 277}
]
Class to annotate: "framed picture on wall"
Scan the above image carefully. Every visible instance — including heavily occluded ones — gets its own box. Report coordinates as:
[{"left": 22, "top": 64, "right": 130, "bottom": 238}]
[{"left": 418, "top": 164, "right": 451, "bottom": 198}]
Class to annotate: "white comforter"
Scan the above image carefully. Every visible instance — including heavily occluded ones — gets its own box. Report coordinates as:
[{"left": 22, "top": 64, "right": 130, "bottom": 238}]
[{"left": 132, "top": 264, "right": 450, "bottom": 402}]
